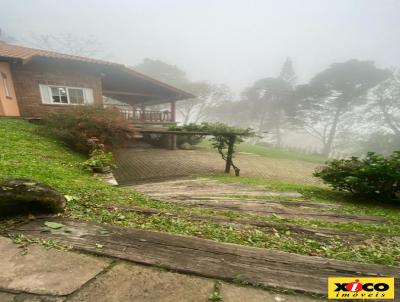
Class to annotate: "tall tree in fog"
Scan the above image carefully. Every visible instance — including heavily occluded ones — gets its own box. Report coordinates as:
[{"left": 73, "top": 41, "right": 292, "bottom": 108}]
[
  {"left": 297, "top": 60, "right": 389, "bottom": 156},
  {"left": 135, "top": 58, "right": 188, "bottom": 86},
  {"left": 135, "top": 58, "right": 232, "bottom": 124},
  {"left": 205, "top": 99, "right": 252, "bottom": 127},
  {"left": 279, "top": 57, "right": 296, "bottom": 88},
  {"left": 360, "top": 68, "right": 400, "bottom": 153},
  {"left": 237, "top": 58, "right": 297, "bottom": 147},
  {"left": 242, "top": 77, "right": 293, "bottom": 147},
  {"left": 368, "top": 68, "right": 400, "bottom": 136}
]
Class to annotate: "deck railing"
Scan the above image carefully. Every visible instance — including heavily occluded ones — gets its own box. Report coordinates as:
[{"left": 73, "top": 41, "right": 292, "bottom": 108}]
[{"left": 120, "top": 109, "right": 172, "bottom": 123}]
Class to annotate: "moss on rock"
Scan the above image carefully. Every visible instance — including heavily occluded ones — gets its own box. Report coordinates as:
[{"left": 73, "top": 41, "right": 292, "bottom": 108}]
[{"left": 0, "top": 178, "right": 66, "bottom": 216}]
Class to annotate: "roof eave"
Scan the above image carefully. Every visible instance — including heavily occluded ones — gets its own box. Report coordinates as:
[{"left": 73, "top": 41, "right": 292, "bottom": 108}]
[{"left": 124, "top": 67, "right": 195, "bottom": 99}]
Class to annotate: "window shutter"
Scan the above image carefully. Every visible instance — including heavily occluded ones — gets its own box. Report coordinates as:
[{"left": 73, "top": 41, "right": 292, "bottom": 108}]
[
  {"left": 84, "top": 88, "right": 94, "bottom": 104},
  {"left": 39, "top": 84, "right": 52, "bottom": 104}
]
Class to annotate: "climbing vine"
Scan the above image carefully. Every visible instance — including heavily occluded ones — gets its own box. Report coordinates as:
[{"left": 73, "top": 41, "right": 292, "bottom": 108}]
[{"left": 170, "top": 123, "right": 255, "bottom": 176}]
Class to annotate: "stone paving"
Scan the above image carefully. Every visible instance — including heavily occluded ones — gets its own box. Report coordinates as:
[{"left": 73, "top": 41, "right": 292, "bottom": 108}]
[
  {"left": 0, "top": 237, "right": 109, "bottom": 296},
  {"left": 113, "top": 148, "right": 320, "bottom": 185},
  {"left": 0, "top": 236, "right": 322, "bottom": 302}
]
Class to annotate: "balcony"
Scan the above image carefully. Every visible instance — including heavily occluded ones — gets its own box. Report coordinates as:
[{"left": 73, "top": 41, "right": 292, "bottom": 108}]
[{"left": 120, "top": 109, "right": 173, "bottom": 123}]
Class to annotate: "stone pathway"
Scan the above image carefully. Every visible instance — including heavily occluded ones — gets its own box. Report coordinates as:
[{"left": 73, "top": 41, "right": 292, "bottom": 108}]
[
  {"left": 0, "top": 236, "right": 320, "bottom": 302},
  {"left": 9, "top": 218, "right": 400, "bottom": 298},
  {"left": 114, "top": 148, "right": 320, "bottom": 185},
  {"left": 0, "top": 236, "right": 108, "bottom": 296}
]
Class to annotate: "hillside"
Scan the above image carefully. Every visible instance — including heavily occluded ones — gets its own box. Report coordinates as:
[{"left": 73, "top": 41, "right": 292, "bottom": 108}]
[
  {"left": 0, "top": 119, "right": 169, "bottom": 221},
  {"left": 0, "top": 119, "right": 399, "bottom": 266}
]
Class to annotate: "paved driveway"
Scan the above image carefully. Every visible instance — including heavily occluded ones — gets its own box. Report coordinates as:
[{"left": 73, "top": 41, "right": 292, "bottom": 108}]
[{"left": 113, "top": 148, "right": 321, "bottom": 185}]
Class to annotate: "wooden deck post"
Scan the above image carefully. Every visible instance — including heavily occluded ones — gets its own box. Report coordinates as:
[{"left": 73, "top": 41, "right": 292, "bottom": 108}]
[
  {"left": 169, "top": 101, "right": 177, "bottom": 149},
  {"left": 140, "top": 104, "right": 146, "bottom": 121},
  {"left": 170, "top": 101, "right": 176, "bottom": 122}
]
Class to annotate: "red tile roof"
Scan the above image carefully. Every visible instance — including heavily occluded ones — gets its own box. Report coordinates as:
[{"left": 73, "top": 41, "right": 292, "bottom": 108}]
[
  {"left": 0, "top": 42, "right": 195, "bottom": 100},
  {"left": 0, "top": 41, "right": 120, "bottom": 66}
]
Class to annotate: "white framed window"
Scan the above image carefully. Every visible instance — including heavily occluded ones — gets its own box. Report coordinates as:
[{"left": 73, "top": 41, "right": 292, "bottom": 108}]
[
  {"left": 1, "top": 72, "right": 11, "bottom": 98},
  {"left": 39, "top": 84, "right": 94, "bottom": 105}
]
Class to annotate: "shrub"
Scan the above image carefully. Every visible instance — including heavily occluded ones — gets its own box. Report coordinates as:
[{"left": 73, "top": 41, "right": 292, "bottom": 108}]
[
  {"left": 83, "top": 137, "right": 116, "bottom": 172},
  {"left": 314, "top": 151, "right": 400, "bottom": 200},
  {"left": 40, "top": 105, "right": 137, "bottom": 153},
  {"left": 83, "top": 149, "right": 116, "bottom": 172}
]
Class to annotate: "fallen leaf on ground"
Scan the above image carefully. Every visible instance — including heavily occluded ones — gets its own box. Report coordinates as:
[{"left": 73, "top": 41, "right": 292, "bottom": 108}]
[{"left": 44, "top": 221, "right": 64, "bottom": 229}]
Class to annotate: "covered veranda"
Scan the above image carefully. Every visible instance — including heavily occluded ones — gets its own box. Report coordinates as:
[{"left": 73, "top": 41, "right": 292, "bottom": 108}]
[{"left": 100, "top": 65, "right": 194, "bottom": 124}]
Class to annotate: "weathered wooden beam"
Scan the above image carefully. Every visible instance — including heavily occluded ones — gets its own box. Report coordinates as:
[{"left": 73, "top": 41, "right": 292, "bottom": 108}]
[
  {"left": 10, "top": 218, "right": 400, "bottom": 296},
  {"left": 105, "top": 204, "right": 372, "bottom": 242}
]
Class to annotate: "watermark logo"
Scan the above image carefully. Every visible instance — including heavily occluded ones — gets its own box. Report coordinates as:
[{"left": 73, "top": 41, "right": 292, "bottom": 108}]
[{"left": 328, "top": 277, "right": 394, "bottom": 300}]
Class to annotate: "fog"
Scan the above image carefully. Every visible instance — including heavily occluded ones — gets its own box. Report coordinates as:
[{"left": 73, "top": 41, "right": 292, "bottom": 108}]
[
  {"left": 1, "top": 0, "right": 400, "bottom": 156},
  {"left": 1, "top": 0, "right": 400, "bottom": 90}
]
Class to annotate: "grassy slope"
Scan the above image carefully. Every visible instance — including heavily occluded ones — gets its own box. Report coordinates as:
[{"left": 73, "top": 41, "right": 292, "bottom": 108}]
[
  {"left": 0, "top": 120, "right": 171, "bottom": 211},
  {"left": 236, "top": 143, "right": 326, "bottom": 163},
  {"left": 197, "top": 139, "right": 326, "bottom": 163},
  {"left": 1, "top": 120, "right": 399, "bottom": 265}
]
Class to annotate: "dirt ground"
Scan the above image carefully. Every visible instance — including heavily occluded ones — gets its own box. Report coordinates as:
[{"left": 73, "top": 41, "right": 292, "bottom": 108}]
[{"left": 114, "top": 148, "right": 321, "bottom": 185}]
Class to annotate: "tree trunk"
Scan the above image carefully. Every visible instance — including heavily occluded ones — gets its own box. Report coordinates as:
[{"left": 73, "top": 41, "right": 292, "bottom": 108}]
[
  {"left": 225, "top": 136, "right": 235, "bottom": 173},
  {"left": 379, "top": 102, "right": 400, "bottom": 137},
  {"left": 322, "top": 106, "right": 342, "bottom": 156},
  {"left": 275, "top": 111, "right": 282, "bottom": 148},
  {"left": 256, "top": 111, "right": 267, "bottom": 143}
]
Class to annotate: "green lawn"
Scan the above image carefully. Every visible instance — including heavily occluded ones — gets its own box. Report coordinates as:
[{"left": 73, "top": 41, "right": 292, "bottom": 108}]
[
  {"left": 1, "top": 119, "right": 399, "bottom": 266},
  {"left": 197, "top": 139, "right": 326, "bottom": 163}
]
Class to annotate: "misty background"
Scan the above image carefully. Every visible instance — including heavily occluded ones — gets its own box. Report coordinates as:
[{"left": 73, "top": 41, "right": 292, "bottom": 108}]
[{"left": 1, "top": 0, "right": 400, "bottom": 157}]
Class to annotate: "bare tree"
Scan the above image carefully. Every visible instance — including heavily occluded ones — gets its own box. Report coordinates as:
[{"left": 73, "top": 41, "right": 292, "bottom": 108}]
[
  {"left": 26, "top": 33, "right": 108, "bottom": 58},
  {"left": 135, "top": 58, "right": 233, "bottom": 124},
  {"left": 177, "top": 82, "right": 233, "bottom": 124},
  {"left": 0, "top": 28, "right": 17, "bottom": 43}
]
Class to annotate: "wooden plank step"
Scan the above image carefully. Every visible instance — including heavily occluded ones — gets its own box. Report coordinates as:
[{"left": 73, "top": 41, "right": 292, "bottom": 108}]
[
  {"left": 159, "top": 196, "right": 340, "bottom": 210},
  {"left": 107, "top": 205, "right": 373, "bottom": 242},
  {"left": 170, "top": 196, "right": 341, "bottom": 209},
  {"left": 10, "top": 218, "right": 399, "bottom": 296},
  {"left": 150, "top": 198, "right": 386, "bottom": 224},
  {"left": 141, "top": 191, "right": 302, "bottom": 199}
]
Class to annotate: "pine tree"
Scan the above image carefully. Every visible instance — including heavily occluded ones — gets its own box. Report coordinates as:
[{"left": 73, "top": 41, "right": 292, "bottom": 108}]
[{"left": 279, "top": 57, "right": 296, "bottom": 87}]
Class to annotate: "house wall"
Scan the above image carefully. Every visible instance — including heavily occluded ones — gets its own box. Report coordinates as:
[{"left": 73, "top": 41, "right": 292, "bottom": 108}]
[
  {"left": 10, "top": 60, "right": 103, "bottom": 117},
  {"left": 0, "top": 62, "right": 20, "bottom": 116}
]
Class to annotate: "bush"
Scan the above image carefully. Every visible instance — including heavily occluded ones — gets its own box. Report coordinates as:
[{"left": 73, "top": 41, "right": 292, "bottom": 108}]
[
  {"left": 83, "top": 149, "right": 115, "bottom": 172},
  {"left": 314, "top": 151, "right": 400, "bottom": 200},
  {"left": 83, "top": 137, "right": 116, "bottom": 172},
  {"left": 40, "top": 105, "right": 137, "bottom": 153}
]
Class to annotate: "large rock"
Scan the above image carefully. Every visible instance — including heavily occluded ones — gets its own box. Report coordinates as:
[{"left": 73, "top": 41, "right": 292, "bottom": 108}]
[{"left": 0, "top": 178, "right": 66, "bottom": 216}]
